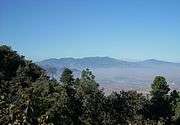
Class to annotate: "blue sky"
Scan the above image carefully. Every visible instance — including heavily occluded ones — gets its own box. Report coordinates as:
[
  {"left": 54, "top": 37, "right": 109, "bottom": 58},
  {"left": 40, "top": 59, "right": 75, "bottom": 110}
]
[{"left": 0, "top": 0, "right": 180, "bottom": 62}]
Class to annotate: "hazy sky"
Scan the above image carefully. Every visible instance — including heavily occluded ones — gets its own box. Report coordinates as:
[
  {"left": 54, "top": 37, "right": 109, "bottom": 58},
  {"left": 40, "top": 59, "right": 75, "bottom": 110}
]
[{"left": 0, "top": 0, "right": 180, "bottom": 61}]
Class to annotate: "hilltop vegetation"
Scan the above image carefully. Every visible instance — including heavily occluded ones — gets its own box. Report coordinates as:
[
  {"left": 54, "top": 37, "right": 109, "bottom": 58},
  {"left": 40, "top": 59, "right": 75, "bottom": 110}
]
[{"left": 0, "top": 45, "right": 180, "bottom": 125}]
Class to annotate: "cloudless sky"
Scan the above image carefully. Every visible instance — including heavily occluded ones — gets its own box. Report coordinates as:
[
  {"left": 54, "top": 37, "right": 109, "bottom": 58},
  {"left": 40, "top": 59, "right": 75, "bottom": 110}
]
[{"left": 0, "top": 0, "right": 180, "bottom": 62}]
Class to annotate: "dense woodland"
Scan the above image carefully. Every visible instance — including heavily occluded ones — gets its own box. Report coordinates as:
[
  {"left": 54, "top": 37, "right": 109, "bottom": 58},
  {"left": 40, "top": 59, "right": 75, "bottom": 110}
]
[{"left": 0, "top": 45, "right": 180, "bottom": 125}]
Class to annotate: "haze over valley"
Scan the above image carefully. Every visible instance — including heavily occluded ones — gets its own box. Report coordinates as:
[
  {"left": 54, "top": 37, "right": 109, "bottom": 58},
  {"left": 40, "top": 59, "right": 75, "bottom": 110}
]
[{"left": 38, "top": 57, "right": 180, "bottom": 93}]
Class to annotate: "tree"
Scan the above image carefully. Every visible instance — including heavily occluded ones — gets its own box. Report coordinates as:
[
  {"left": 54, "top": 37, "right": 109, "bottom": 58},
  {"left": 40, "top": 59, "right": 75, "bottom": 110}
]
[
  {"left": 0, "top": 45, "right": 24, "bottom": 81},
  {"left": 149, "top": 76, "right": 173, "bottom": 124},
  {"left": 172, "top": 91, "right": 180, "bottom": 125},
  {"left": 0, "top": 45, "right": 45, "bottom": 124},
  {"left": 151, "top": 76, "right": 170, "bottom": 97},
  {"left": 59, "top": 68, "right": 82, "bottom": 125},
  {"left": 105, "top": 91, "right": 148, "bottom": 125},
  {"left": 76, "top": 69, "right": 105, "bottom": 125},
  {"left": 60, "top": 68, "right": 74, "bottom": 86}
]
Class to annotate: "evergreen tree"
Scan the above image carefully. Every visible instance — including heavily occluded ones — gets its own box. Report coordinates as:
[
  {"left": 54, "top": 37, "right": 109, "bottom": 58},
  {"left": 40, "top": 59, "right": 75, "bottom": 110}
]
[
  {"left": 149, "top": 76, "right": 173, "bottom": 124},
  {"left": 60, "top": 68, "right": 82, "bottom": 125}
]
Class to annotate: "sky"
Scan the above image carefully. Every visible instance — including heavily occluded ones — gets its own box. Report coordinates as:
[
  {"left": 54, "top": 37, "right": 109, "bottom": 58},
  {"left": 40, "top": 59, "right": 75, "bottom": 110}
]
[{"left": 0, "top": 0, "right": 180, "bottom": 62}]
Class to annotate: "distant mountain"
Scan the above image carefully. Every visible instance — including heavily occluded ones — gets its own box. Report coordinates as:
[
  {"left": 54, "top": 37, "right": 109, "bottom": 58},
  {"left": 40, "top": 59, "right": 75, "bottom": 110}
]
[
  {"left": 38, "top": 57, "right": 180, "bottom": 71},
  {"left": 37, "top": 57, "right": 180, "bottom": 92},
  {"left": 141, "top": 59, "right": 179, "bottom": 65},
  {"left": 37, "top": 57, "right": 132, "bottom": 69}
]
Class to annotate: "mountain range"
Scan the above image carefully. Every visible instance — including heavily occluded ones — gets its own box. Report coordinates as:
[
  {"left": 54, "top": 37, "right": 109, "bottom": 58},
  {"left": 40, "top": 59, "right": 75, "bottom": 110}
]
[{"left": 37, "top": 57, "right": 180, "bottom": 93}]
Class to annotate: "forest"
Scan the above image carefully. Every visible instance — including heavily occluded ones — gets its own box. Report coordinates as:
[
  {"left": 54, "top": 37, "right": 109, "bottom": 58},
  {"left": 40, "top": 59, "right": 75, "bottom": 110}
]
[{"left": 0, "top": 45, "right": 180, "bottom": 125}]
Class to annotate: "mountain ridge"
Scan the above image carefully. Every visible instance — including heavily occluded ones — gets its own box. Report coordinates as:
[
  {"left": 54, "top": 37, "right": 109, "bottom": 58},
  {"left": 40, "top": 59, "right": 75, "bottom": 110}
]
[
  {"left": 39, "top": 57, "right": 180, "bottom": 64},
  {"left": 38, "top": 57, "right": 180, "bottom": 69}
]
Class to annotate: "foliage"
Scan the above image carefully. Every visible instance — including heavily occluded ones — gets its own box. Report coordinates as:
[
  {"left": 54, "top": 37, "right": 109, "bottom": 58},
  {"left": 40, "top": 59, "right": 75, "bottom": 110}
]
[
  {"left": 148, "top": 76, "right": 179, "bottom": 124},
  {"left": 0, "top": 45, "right": 180, "bottom": 125}
]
